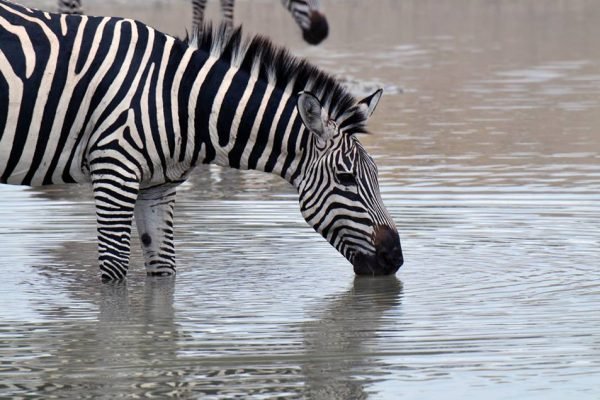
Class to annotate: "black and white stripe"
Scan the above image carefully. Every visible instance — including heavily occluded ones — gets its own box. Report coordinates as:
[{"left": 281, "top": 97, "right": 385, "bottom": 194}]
[
  {"left": 1, "top": 0, "right": 401, "bottom": 280},
  {"left": 58, "top": 0, "right": 328, "bottom": 45}
]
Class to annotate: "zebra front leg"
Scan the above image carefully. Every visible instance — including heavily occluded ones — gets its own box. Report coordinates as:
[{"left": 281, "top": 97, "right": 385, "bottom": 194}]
[
  {"left": 134, "top": 185, "right": 177, "bottom": 277},
  {"left": 91, "top": 171, "right": 140, "bottom": 281}
]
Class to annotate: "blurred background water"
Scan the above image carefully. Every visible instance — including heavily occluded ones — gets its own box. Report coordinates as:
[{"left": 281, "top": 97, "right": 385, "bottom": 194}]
[{"left": 1, "top": 0, "right": 599, "bottom": 398}]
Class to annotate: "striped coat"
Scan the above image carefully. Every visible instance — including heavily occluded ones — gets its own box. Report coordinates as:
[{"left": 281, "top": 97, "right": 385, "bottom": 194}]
[{"left": 0, "top": 0, "right": 402, "bottom": 280}]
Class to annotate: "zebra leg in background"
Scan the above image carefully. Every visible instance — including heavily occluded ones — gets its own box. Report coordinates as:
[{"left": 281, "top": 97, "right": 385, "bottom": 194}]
[
  {"left": 134, "top": 185, "right": 177, "bottom": 276},
  {"left": 219, "top": 0, "right": 235, "bottom": 27},
  {"left": 58, "top": 0, "right": 83, "bottom": 14},
  {"left": 90, "top": 159, "right": 140, "bottom": 281},
  {"left": 191, "top": 0, "right": 208, "bottom": 30}
]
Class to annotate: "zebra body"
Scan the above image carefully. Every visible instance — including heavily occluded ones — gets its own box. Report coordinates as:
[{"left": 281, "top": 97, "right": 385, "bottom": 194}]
[
  {"left": 1, "top": 0, "right": 401, "bottom": 280},
  {"left": 58, "top": 0, "right": 328, "bottom": 45}
]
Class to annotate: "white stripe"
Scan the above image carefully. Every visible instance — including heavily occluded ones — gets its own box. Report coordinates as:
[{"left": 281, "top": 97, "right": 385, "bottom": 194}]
[
  {"left": 228, "top": 73, "right": 258, "bottom": 158},
  {"left": 154, "top": 37, "right": 174, "bottom": 161},
  {"left": 273, "top": 108, "right": 298, "bottom": 178},
  {"left": 60, "top": 14, "right": 67, "bottom": 35},
  {"left": 125, "top": 109, "right": 143, "bottom": 149},
  {"left": 140, "top": 62, "right": 158, "bottom": 177},
  {"left": 208, "top": 66, "right": 237, "bottom": 165},
  {"left": 239, "top": 84, "right": 275, "bottom": 169},
  {"left": 170, "top": 48, "right": 194, "bottom": 163},
  {"left": 255, "top": 83, "right": 294, "bottom": 171}
]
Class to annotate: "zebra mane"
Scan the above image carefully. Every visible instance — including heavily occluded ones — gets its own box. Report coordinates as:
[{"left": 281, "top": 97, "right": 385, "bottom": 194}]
[{"left": 185, "top": 23, "right": 366, "bottom": 130}]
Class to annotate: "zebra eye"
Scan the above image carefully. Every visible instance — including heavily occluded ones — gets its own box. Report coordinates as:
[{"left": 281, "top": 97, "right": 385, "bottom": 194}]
[{"left": 336, "top": 172, "right": 356, "bottom": 187}]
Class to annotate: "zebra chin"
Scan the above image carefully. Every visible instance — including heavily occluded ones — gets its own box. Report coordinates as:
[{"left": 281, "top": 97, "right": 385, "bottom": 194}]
[
  {"left": 351, "top": 226, "right": 403, "bottom": 276},
  {"left": 352, "top": 253, "right": 402, "bottom": 276}
]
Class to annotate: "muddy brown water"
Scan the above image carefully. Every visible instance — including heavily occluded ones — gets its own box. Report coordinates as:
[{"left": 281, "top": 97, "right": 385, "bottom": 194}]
[{"left": 1, "top": 0, "right": 599, "bottom": 398}]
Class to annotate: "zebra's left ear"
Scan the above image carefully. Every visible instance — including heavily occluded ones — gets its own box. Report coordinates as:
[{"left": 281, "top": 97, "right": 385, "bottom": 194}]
[
  {"left": 297, "top": 91, "right": 328, "bottom": 139},
  {"left": 357, "top": 88, "right": 383, "bottom": 119}
]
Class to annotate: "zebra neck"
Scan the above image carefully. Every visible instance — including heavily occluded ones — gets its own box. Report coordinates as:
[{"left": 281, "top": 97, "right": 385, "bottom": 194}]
[{"left": 186, "top": 56, "right": 310, "bottom": 188}]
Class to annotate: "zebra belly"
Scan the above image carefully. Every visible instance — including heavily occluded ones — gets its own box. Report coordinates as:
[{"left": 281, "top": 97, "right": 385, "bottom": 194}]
[{"left": 0, "top": 123, "right": 91, "bottom": 186}]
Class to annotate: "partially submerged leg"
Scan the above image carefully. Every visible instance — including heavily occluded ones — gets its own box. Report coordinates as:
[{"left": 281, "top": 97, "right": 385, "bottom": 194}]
[
  {"left": 134, "top": 185, "right": 177, "bottom": 276},
  {"left": 91, "top": 169, "right": 139, "bottom": 281}
]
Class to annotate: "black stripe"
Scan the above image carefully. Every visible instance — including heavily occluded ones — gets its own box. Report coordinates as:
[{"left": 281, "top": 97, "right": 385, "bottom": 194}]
[
  {"left": 143, "top": 58, "right": 165, "bottom": 178},
  {"left": 305, "top": 194, "right": 362, "bottom": 223},
  {"left": 289, "top": 129, "right": 310, "bottom": 184},
  {"left": 320, "top": 215, "right": 372, "bottom": 241},
  {"left": 227, "top": 78, "right": 267, "bottom": 168},
  {"left": 280, "top": 117, "right": 303, "bottom": 179},
  {"left": 217, "top": 69, "right": 250, "bottom": 147},
  {"left": 248, "top": 87, "right": 284, "bottom": 169},
  {"left": 193, "top": 59, "right": 229, "bottom": 164},
  {"left": 264, "top": 96, "right": 295, "bottom": 173},
  {"left": 161, "top": 40, "right": 183, "bottom": 158},
  {"left": 0, "top": 73, "right": 8, "bottom": 145},
  {"left": 177, "top": 48, "right": 203, "bottom": 162}
]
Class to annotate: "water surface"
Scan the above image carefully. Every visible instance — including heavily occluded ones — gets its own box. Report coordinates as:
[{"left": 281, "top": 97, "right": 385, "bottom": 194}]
[{"left": 2, "top": 0, "right": 599, "bottom": 398}]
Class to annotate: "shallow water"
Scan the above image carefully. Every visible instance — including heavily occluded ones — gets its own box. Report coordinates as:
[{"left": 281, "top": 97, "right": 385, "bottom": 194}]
[{"left": 2, "top": 0, "right": 600, "bottom": 398}]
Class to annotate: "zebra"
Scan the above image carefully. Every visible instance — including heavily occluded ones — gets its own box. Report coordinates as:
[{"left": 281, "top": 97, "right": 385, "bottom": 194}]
[
  {"left": 0, "top": 0, "right": 402, "bottom": 280},
  {"left": 57, "top": 0, "right": 329, "bottom": 45}
]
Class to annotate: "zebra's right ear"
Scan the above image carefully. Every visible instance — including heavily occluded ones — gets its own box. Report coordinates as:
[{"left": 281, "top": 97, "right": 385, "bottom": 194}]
[{"left": 297, "top": 91, "right": 326, "bottom": 139}]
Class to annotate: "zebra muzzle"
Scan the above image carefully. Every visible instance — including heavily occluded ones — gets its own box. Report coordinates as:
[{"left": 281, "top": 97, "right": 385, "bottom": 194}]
[
  {"left": 302, "top": 11, "right": 329, "bottom": 45},
  {"left": 353, "top": 226, "right": 403, "bottom": 276}
]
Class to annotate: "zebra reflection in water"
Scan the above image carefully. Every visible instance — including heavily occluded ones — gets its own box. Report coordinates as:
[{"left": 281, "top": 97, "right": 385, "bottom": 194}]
[{"left": 16, "top": 251, "right": 402, "bottom": 398}]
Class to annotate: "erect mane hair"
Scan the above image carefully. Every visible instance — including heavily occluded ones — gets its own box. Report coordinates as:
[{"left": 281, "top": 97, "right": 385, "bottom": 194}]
[{"left": 184, "top": 23, "right": 368, "bottom": 132}]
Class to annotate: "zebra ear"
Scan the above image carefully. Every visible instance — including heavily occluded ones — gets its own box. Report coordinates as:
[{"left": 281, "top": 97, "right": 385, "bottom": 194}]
[
  {"left": 297, "top": 91, "right": 326, "bottom": 138},
  {"left": 357, "top": 88, "right": 383, "bottom": 119}
]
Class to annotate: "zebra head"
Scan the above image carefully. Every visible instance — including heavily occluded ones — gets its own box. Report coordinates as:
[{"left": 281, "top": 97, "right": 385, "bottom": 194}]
[
  {"left": 290, "top": 0, "right": 329, "bottom": 45},
  {"left": 296, "top": 89, "right": 403, "bottom": 275}
]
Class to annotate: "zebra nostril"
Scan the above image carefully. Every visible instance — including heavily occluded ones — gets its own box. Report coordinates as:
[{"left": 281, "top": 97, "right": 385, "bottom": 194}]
[
  {"left": 377, "top": 246, "right": 402, "bottom": 269},
  {"left": 374, "top": 225, "right": 403, "bottom": 273},
  {"left": 391, "top": 246, "right": 403, "bottom": 268}
]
